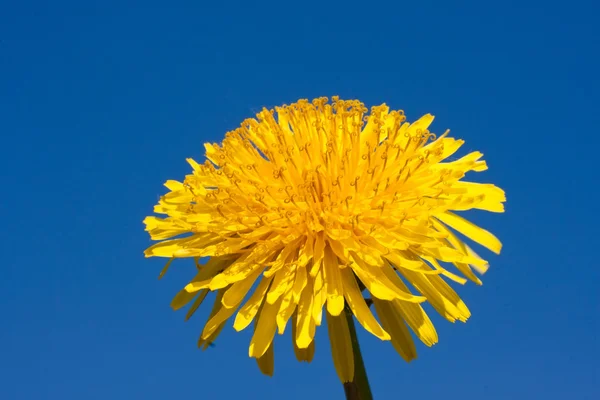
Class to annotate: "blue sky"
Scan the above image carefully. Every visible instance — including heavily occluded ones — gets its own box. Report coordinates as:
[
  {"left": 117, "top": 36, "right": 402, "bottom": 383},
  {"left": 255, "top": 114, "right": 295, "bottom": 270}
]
[{"left": 1, "top": 0, "right": 598, "bottom": 399}]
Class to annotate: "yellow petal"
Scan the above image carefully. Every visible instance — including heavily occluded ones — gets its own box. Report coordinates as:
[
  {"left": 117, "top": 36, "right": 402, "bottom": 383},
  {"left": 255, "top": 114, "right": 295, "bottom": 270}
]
[
  {"left": 323, "top": 245, "right": 344, "bottom": 316},
  {"left": 198, "top": 327, "right": 223, "bottom": 350},
  {"left": 427, "top": 272, "right": 471, "bottom": 317},
  {"left": 456, "top": 182, "right": 506, "bottom": 213},
  {"left": 410, "top": 113, "right": 435, "bottom": 134},
  {"left": 328, "top": 238, "right": 349, "bottom": 263},
  {"left": 255, "top": 341, "right": 275, "bottom": 377},
  {"left": 309, "top": 257, "right": 321, "bottom": 277},
  {"left": 396, "top": 298, "right": 438, "bottom": 346},
  {"left": 464, "top": 244, "right": 490, "bottom": 274},
  {"left": 233, "top": 276, "right": 272, "bottom": 331},
  {"left": 149, "top": 233, "right": 224, "bottom": 258},
  {"left": 221, "top": 267, "right": 263, "bottom": 308},
  {"left": 201, "top": 295, "right": 238, "bottom": 340},
  {"left": 161, "top": 189, "right": 193, "bottom": 204},
  {"left": 295, "top": 277, "right": 315, "bottom": 348},
  {"left": 185, "top": 289, "right": 209, "bottom": 321},
  {"left": 340, "top": 267, "right": 390, "bottom": 340},
  {"left": 372, "top": 298, "right": 417, "bottom": 362},
  {"left": 144, "top": 236, "right": 196, "bottom": 258},
  {"left": 267, "top": 238, "right": 303, "bottom": 272},
  {"left": 186, "top": 157, "right": 202, "bottom": 172},
  {"left": 371, "top": 230, "right": 410, "bottom": 251},
  {"left": 207, "top": 274, "right": 229, "bottom": 290},
  {"left": 184, "top": 256, "right": 236, "bottom": 293},
  {"left": 326, "top": 310, "right": 354, "bottom": 383},
  {"left": 436, "top": 212, "right": 502, "bottom": 254},
  {"left": 292, "top": 312, "right": 315, "bottom": 362},
  {"left": 163, "top": 179, "right": 184, "bottom": 191},
  {"left": 302, "top": 234, "right": 315, "bottom": 261},
  {"left": 292, "top": 265, "right": 308, "bottom": 304},
  {"left": 170, "top": 288, "right": 197, "bottom": 311},
  {"left": 312, "top": 268, "right": 326, "bottom": 326},
  {"left": 423, "top": 246, "right": 488, "bottom": 268},
  {"left": 249, "top": 298, "right": 282, "bottom": 358},
  {"left": 349, "top": 254, "right": 396, "bottom": 301},
  {"left": 197, "top": 290, "right": 226, "bottom": 349},
  {"left": 422, "top": 255, "right": 468, "bottom": 285},
  {"left": 225, "top": 244, "right": 279, "bottom": 279},
  {"left": 377, "top": 274, "right": 438, "bottom": 346},
  {"left": 276, "top": 286, "right": 297, "bottom": 335},
  {"left": 267, "top": 267, "right": 296, "bottom": 304},
  {"left": 359, "top": 105, "right": 390, "bottom": 158},
  {"left": 350, "top": 252, "right": 426, "bottom": 303},
  {"left": 400, "top": 268, "right": 470, "bottom": 323},
  {"left": 422, "top": 137, "right": 463, "bottom": 164},
  {"left": 431, "top": 219, "right": 484, "bottom": 284},
  {"left": 198, "top": 321, "right": 225, "bottom": 350},
  {"left": 144, "top": 216, "right": 191, "bottom": 240},
  {"left": 313, "top": 232, "right": 326, "bottom": 265},
  {"left": 157, "top": 257, "right": 174, "bottom": 280},
  {"left": 221, "top": 261, "right": 267, "bottom": 288},
  {"left": 384, "top": 250, "right": 438, "bottom": 274}
]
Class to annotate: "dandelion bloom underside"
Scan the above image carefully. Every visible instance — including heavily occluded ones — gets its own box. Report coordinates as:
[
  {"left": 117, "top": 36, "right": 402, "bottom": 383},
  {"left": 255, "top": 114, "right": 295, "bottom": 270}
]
[{"left": 144, "top": 97, "right": 505, "bottom": 382}]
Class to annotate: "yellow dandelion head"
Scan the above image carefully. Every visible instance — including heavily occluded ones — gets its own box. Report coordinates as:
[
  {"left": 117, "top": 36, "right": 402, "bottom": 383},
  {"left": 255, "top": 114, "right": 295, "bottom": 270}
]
[{"left": 144, "top": 97, "right": 505, "bottom": 381}]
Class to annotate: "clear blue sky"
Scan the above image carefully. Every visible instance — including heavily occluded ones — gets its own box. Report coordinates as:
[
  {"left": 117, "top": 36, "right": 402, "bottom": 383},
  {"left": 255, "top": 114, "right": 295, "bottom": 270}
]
[{"left": 1, "top": 1, "right": 598, "bottom": 399}]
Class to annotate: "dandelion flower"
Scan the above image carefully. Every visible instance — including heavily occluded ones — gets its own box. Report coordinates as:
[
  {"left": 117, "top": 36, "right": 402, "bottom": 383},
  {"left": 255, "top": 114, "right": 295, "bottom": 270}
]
[{"left": 143, "top": 97, "right": 505, "bottom": 383}]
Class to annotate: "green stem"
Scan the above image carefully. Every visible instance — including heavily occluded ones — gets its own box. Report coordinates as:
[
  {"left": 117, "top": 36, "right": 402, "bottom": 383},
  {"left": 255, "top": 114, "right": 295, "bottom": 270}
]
[{"left": 343, "top": 307, "right": 373, "bottom": 400}]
